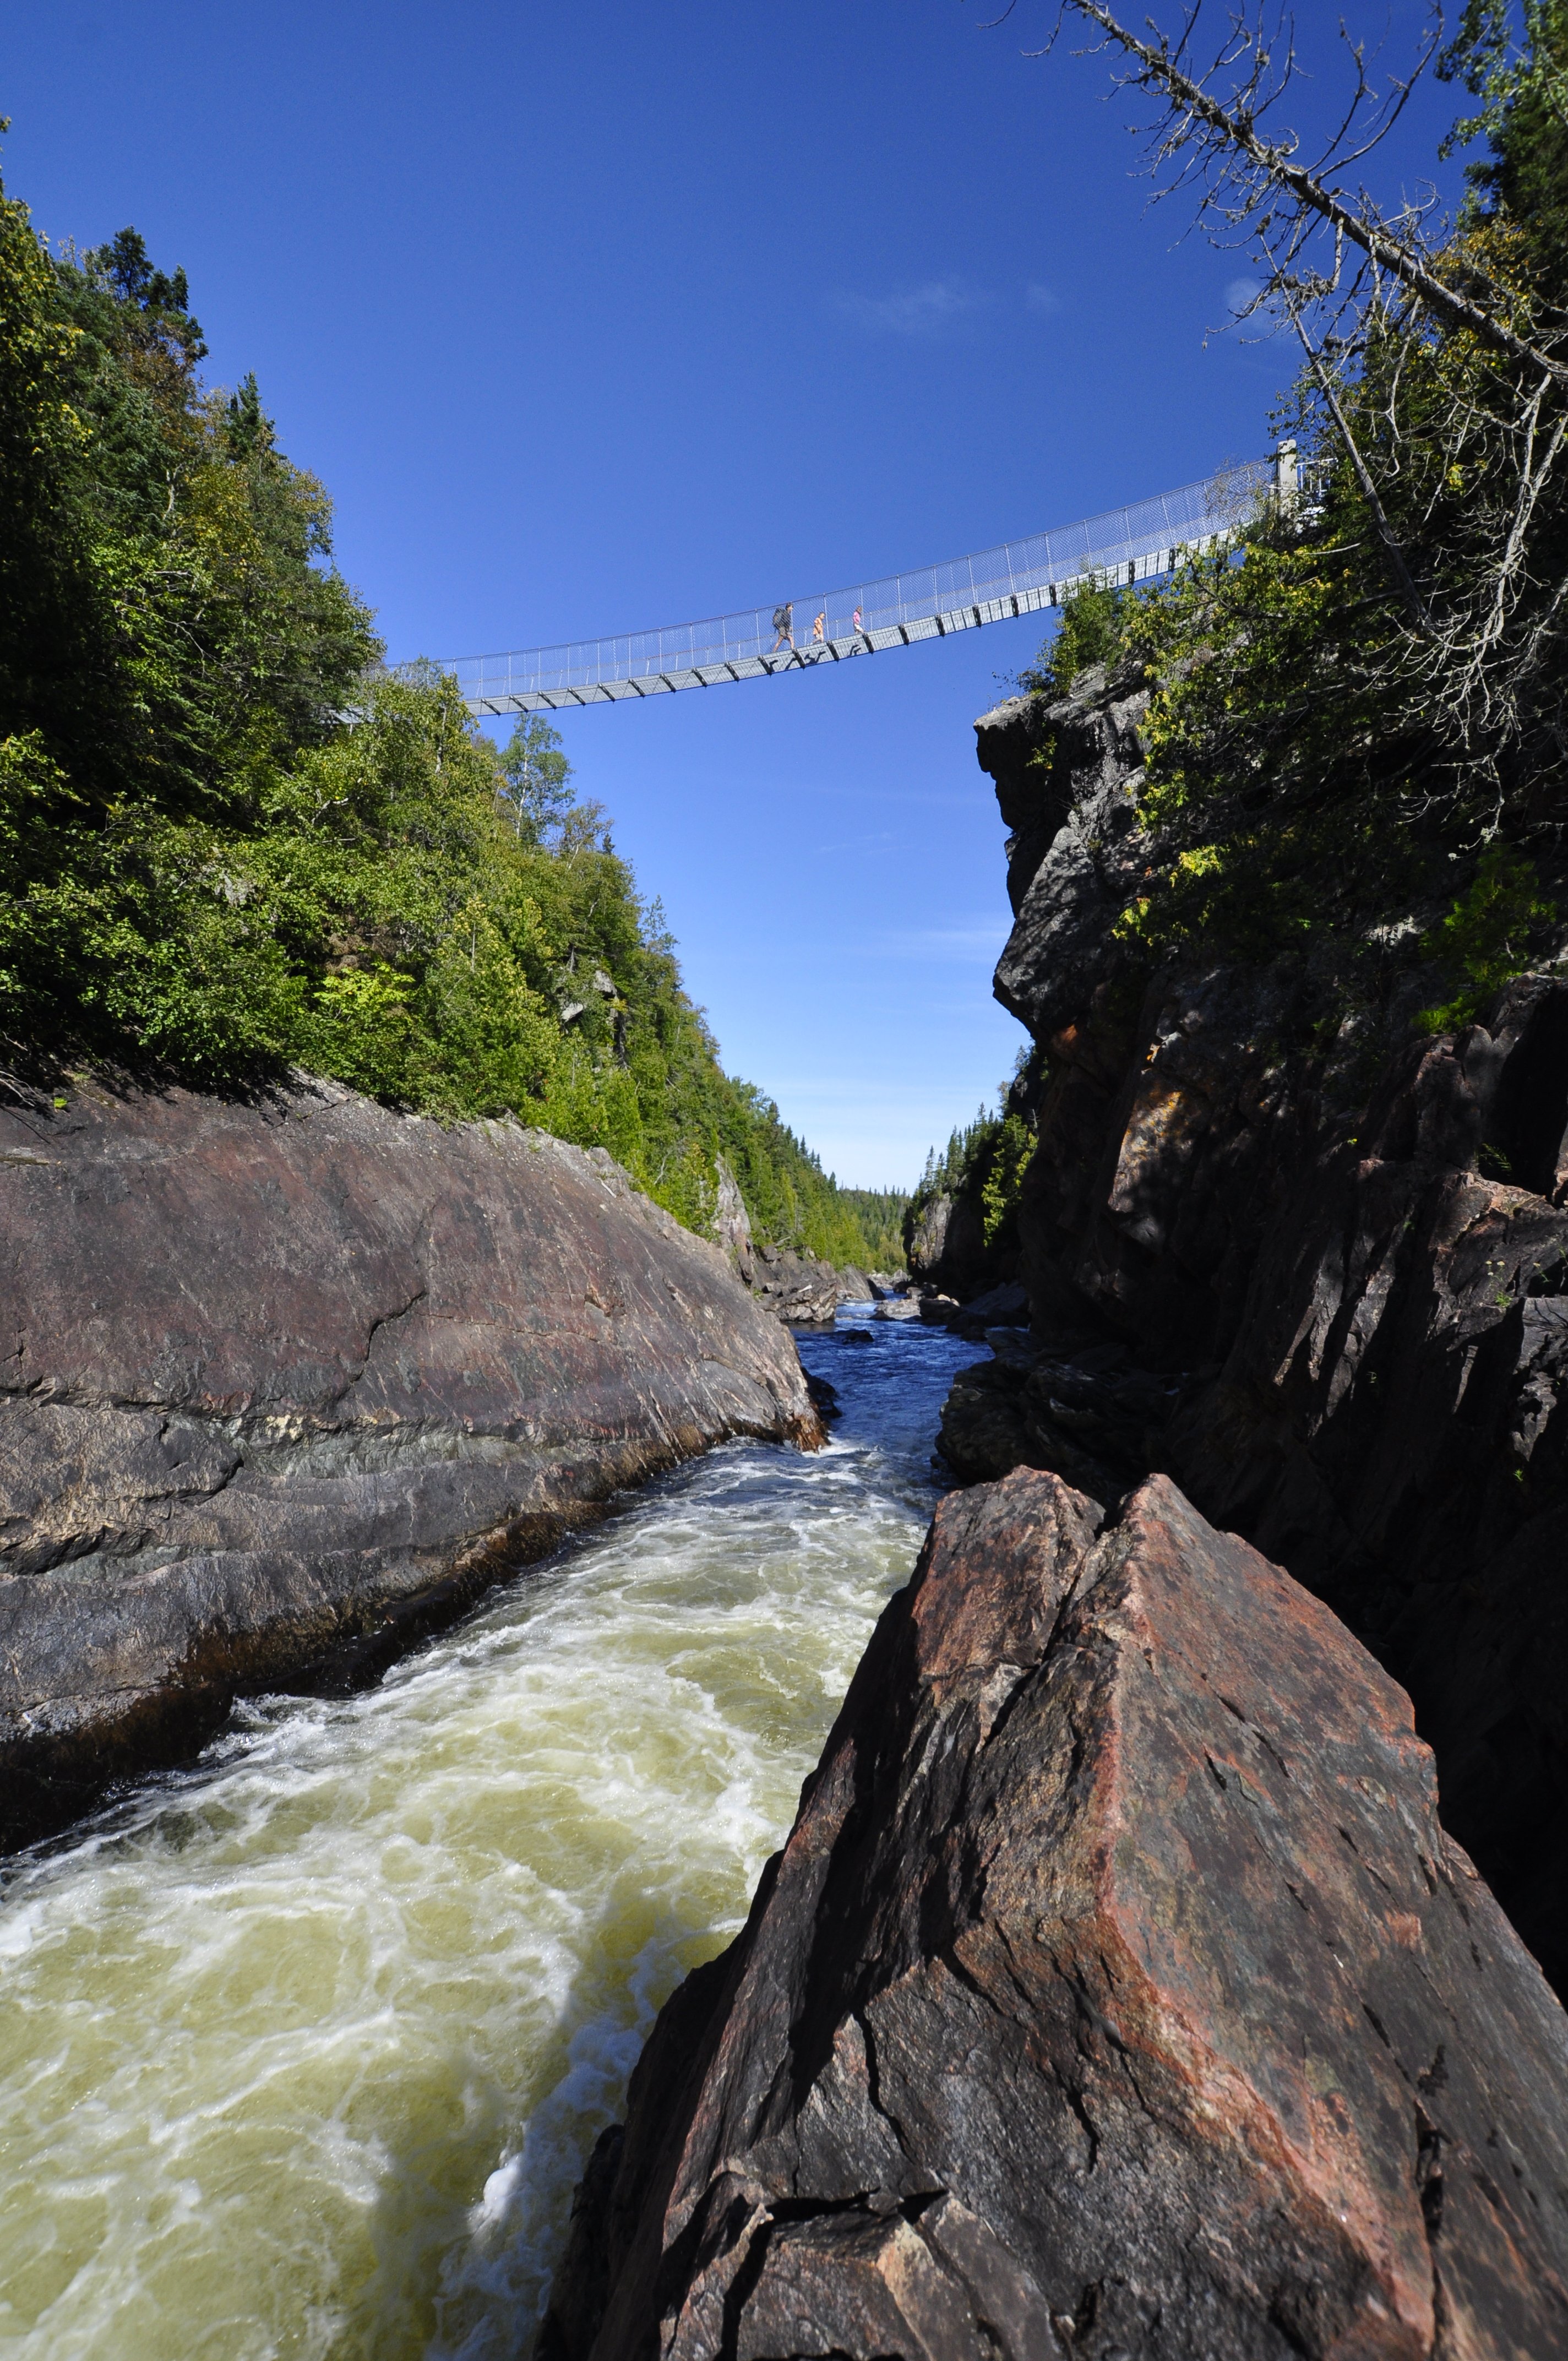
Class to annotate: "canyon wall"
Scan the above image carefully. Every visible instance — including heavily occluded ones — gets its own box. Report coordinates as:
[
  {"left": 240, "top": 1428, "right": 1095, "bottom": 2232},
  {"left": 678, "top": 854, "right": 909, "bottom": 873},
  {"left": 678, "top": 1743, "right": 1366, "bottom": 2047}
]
[
  {"left": 951, "top": 671, "right": 1568, "bottom": 1991},
  {"left": 0, "top": 1074, "right": 818, "bottom": 1841}
]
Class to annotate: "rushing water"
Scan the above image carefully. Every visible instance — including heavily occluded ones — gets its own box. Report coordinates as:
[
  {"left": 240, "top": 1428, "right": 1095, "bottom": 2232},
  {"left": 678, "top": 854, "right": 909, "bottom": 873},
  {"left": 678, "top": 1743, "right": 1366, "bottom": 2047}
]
[{"left": 0, "top": 1313, "right": 983, "bottom": 2361}]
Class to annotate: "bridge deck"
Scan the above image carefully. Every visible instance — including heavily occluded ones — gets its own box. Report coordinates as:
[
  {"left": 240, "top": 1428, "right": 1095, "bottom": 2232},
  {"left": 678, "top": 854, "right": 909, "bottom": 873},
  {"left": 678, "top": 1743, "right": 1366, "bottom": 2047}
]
[{"left": 418, "top": 456, "right": 1291, "bottom": 717}]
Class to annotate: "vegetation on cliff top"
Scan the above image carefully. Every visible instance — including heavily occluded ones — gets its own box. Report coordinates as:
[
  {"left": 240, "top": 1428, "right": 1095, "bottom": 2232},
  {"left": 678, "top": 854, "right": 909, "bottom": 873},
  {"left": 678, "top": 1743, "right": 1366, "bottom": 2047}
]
[
  {"left": 1023, "top": 3, "right": 1568, "bottom": 1032},
  {"left": 914, "top": 5, "right": 1568, "bottom": 1290},
  {"left": 0, "top": 157, "right": 889, "bottom": 1266}
]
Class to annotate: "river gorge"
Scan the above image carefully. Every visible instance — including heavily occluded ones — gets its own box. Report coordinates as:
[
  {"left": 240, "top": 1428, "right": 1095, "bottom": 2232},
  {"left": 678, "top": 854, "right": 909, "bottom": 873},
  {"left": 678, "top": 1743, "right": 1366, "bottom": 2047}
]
[{"left": 0, "top": 1315, "right": 981, "bottom": 2361}]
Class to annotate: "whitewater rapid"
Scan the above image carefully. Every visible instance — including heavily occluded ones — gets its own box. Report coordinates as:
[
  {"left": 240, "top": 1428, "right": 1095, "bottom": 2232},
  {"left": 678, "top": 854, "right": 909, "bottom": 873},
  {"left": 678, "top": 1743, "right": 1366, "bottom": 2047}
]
[{"left": 0, "top": 1314, "right": 982, "bottom": 2360}]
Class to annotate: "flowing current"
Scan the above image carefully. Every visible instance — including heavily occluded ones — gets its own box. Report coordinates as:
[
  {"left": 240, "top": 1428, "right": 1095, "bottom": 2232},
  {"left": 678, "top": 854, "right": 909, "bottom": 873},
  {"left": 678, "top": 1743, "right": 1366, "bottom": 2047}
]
[{"left": 0, "top": 1314, "right": 983, "bottom": 2360}]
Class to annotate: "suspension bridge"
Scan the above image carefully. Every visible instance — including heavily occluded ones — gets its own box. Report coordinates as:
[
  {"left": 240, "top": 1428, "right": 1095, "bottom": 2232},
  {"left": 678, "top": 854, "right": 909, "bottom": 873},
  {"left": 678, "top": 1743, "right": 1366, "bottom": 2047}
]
[{"left": 421, "top": 449, "right": 1301, "bottom": 717}]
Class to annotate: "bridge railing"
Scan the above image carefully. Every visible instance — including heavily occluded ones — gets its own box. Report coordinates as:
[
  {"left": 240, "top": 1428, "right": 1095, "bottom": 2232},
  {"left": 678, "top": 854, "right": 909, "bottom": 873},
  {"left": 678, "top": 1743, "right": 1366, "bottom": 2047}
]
[{"left": 412, "top": 454, "right": 1309, "bottom": 715}]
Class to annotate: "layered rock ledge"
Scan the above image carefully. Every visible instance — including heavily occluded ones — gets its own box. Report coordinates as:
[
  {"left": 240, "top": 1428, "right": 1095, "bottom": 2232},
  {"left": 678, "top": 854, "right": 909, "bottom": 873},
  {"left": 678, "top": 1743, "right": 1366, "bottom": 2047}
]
[
  {"left": 0, "top": 1075, "right": 818, "bottom": 1841},
  {"left": 543, "top": 1468, "right": 1568, "bottom": 2361}
]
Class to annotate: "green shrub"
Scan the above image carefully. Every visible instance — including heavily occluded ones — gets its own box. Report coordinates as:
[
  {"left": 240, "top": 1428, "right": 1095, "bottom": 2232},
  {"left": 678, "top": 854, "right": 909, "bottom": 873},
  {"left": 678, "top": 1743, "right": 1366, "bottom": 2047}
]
[{"left": 1417, "top": 846, "right": 1558, "bottom": 1032}]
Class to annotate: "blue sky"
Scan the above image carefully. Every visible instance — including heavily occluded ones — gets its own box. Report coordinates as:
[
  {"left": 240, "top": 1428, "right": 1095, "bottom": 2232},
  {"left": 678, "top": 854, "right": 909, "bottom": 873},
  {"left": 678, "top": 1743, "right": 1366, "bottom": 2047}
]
[{"left": 4, "top": 1, "right": 1461, "bottom": 1185}]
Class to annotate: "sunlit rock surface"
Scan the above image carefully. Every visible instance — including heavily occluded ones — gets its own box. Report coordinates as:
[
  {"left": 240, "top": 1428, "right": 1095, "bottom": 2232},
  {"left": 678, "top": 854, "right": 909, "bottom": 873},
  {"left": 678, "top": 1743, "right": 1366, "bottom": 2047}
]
[
  {"left": 0, "top": 1075, "right": 817, "bottom": 1837},
  {"left": 543, "top": 1468, "right": 1568, "bottom": 2361}
]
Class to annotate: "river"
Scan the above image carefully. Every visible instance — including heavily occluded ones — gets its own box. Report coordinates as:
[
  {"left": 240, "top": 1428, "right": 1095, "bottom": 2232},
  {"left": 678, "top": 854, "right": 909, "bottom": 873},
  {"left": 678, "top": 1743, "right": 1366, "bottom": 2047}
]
[{"left": 0, "top": 1312, "right": 983, "bottom": 2360}]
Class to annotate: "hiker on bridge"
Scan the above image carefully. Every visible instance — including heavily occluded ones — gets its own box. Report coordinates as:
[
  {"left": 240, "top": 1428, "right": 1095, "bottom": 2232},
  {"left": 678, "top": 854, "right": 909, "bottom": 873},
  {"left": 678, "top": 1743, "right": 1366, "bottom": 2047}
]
[
  {"left": 770, "top": 602, "right": 794, "bottom": 651},
  {"left": 812, "top": 610, "right": 825, "bottom": 644}
]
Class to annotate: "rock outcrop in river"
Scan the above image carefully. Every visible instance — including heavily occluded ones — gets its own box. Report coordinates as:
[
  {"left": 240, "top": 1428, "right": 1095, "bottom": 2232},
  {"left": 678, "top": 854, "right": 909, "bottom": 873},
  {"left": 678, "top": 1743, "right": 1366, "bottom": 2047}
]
[
  {"left": 542, "top": 1468, "right": 1568, "bottom": 2361},
  {"left": 745, "top": 1245, "right": 841, "bottom": 1326},
  {"left": 947, "top": 667, "right": 1568, "bottom": 1994},
  {"left": 0, "top": 1075, "right": 818, "bottom": 1842}
]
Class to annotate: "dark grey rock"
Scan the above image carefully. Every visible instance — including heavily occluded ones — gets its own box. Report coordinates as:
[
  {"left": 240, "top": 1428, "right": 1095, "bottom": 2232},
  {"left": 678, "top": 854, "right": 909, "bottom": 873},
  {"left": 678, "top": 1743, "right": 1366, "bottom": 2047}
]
[
  {"left": 0, "top": 1076, "right": 818, "bottom": 1840},
  {"left": 747, "top": 1250, "right": 839, "bottom": 1326},
  {"left": 967, "top": 666, "right": 1568, "bottom": 1992}
]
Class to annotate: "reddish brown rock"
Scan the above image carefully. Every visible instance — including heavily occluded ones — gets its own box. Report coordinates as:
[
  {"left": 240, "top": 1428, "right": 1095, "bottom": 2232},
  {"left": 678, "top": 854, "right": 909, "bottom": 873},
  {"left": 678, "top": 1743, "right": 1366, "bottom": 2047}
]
[
  {"left": 543, "top": 1470, "right": 1568, "bottom": 2361},
  {"left": 0, "top": 1075, "right": 817, "bottom": 1837}
]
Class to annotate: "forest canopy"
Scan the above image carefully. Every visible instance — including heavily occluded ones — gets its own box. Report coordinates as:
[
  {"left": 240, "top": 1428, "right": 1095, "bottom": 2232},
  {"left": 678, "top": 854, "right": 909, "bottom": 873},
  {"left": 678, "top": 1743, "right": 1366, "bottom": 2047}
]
[{"left": 0, "top": 155, "right": 894, "bottom": 1268}]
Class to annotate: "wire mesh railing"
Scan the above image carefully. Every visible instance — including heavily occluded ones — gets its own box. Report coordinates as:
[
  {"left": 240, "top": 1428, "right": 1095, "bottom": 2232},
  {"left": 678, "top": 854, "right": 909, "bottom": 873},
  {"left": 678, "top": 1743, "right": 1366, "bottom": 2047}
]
[{"left": 410, "top": 453, "right": 1301, "bottom": 715}]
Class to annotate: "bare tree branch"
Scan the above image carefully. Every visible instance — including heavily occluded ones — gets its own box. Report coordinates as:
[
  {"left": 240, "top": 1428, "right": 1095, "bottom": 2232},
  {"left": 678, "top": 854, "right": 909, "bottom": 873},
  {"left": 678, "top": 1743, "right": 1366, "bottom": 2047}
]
[
  {"left": 1274, "top": 278, "right": 1435, "bottom": 631},
  {"left": 1059, "top": 0, "right": 1568, "bottom": 379}
]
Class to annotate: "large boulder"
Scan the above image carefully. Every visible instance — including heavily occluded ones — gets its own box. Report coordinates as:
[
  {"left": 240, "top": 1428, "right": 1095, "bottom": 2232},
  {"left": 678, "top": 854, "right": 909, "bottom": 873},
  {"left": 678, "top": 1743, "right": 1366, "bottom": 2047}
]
[
  {"left": 904, "top": 1191, "right": 954, "bottom": 1278},
  {"left": 542, "top": 1470, "right": 1568, "bottom": 2361},
  {"left": 905, "top": 1191, "right": 1005, "bottom": 1302},
  {"left": 747, "top": 1246, "right": 839, "bottom": 1326},
  {"left": 0, "top": 1076, "right": 818, "bottom": 1838}
]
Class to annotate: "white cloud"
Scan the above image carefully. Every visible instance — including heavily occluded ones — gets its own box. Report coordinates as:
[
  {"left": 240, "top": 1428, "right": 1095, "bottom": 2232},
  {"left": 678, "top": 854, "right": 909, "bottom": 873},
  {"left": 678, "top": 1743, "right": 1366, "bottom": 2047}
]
[
  {"left": 835, "top": 280, "right": 990, "bottom": 337},
  {"left": 1025, "top": 282, "right": 1061, "bottom": 316},
  {"left": 1226, "top": 275, "right": 1264, "bottom": 317}
]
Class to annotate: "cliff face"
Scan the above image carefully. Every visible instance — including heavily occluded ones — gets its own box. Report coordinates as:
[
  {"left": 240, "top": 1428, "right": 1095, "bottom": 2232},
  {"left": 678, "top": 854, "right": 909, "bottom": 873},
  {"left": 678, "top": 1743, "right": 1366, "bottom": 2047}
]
[
  {"left": 542, "top": 1469, "right": 1568, "bottom": 2361},
  {"left": 0, "top": 1075, "right": 818, "bottom": 1840},
  {"left": 963, "top": 674, "right": 1568, "bottom": 1990}
]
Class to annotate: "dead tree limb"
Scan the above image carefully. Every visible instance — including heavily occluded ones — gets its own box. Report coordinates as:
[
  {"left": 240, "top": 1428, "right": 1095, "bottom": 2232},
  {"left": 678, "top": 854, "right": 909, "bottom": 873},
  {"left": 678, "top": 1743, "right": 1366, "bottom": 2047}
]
[{"left": 1058, "top": 0, "right": 1567, "bottom": 380}]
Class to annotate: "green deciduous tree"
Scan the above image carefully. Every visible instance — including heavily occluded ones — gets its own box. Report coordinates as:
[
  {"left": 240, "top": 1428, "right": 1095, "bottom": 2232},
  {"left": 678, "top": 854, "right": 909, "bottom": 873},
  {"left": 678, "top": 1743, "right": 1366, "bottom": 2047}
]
[{"left": 0, "top": 147, "right": 880, "bottom": 1261}]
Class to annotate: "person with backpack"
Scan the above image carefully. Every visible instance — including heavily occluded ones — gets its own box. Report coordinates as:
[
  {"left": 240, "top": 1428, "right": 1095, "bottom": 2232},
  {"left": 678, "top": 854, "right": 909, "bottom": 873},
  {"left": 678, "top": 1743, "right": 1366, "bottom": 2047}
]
[{"left": 770, "top": 602, "right": 794, "bottom": 651}]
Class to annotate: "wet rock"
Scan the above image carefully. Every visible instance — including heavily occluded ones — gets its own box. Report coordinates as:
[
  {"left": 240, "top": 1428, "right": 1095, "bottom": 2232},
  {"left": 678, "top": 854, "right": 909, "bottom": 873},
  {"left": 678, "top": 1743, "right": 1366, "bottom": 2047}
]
[
  {"left": 873, "top": 1297, "right": 922, "bottom": 1322},
  {"left": 542, "top": 1469, "right": 1568, "bottom": 2361},
  {"left": 0, "top": 1076, "right": 818, "bottom": 1842}
]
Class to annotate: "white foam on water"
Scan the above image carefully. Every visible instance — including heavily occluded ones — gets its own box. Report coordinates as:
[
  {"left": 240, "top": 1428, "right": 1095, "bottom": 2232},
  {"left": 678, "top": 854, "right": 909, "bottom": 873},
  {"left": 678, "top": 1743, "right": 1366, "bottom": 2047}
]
[{"left": 0, "top": 1323, "right": 980, "bottom": 2358}]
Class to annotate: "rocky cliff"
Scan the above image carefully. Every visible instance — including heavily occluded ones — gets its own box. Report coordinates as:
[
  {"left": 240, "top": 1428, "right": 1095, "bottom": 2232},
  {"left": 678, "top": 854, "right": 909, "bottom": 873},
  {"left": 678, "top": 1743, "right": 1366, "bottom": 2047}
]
[
  {"left": 948, "top": 669, "right": 1568, "bottom": 1995},
  {"left": 542, "top": 1468, "right": 1568, "bottom": 2360},
  {"left": 0, "top": 1074, "right": 818, "bottom": 1841}
]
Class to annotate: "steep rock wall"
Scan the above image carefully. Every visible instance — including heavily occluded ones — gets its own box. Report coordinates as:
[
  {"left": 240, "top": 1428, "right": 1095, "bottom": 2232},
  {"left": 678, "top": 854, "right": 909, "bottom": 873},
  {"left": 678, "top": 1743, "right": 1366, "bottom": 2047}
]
[
  {"left": 0, "top": 1075, "right": 818, "bottom": 1840},
  {"left": 967, "top": 673, "right": 1568, "bottom": 1989}
]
